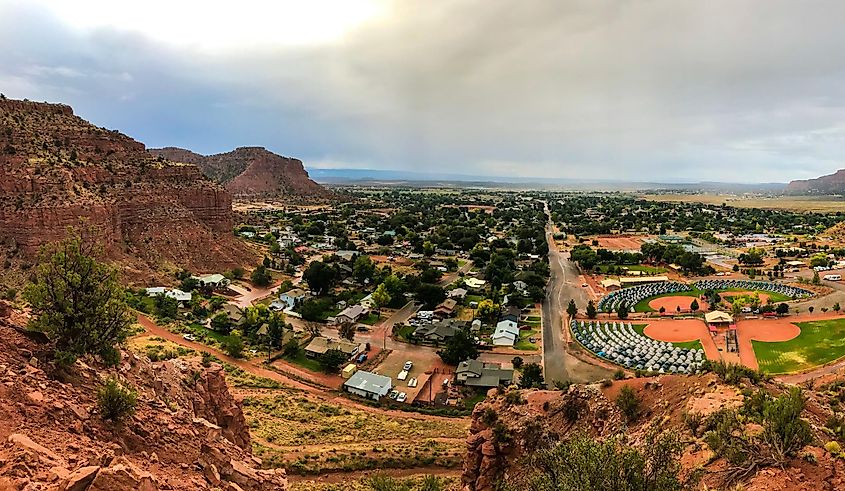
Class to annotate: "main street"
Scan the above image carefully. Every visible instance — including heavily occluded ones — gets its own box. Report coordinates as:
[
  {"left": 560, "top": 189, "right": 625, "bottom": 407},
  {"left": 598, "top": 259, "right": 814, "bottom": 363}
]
[{"left": 541, "top": 202, "right": 613, "bottom": 384}]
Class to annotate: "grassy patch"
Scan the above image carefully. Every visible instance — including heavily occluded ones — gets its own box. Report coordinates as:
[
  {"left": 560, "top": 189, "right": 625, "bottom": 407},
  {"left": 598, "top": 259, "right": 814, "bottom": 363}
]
[
  {"left": 290, "top": 475, "right": 461, "bottom": 491},
  {"left": 360, "top": 312, "right": 381, "bottom": 325},
  {"left": 243, "top": 391, "right": 468, "bottom": 475},
  {"left": 514, "top": 329, "right": 540, "bottom": 351},
  {"left": 282, "top": 351, "right": 324, "bottom": 372},
  {"left": 753, "top": 319, "right": 845, "bottom": 374}
]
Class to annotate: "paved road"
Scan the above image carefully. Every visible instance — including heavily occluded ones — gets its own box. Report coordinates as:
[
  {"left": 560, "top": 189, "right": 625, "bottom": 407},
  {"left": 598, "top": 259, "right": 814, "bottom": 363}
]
[
  {"left": 438, "top": 260, "right": 474, "bottom": 287},
  {"left": 541, "top": 203, "right": 613, "bottom": 384}
]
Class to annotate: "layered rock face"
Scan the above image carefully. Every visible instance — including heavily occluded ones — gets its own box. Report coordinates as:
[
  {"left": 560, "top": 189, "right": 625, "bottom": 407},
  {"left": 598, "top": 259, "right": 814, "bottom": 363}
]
[
  {"left": 0, "top": 310, "right": 287, "bottom": 491},
  {"left": 787, "top": 169, "right": 845, "bottom": 194},
  {"left": 0, "top": 98, "right": 255, "bottom": 274},
  {"left": 151, "top": 146, "right": 332, "bottom": 199}
]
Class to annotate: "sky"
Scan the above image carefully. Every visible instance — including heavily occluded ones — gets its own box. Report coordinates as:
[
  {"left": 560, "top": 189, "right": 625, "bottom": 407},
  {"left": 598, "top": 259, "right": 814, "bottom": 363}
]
[{"left": 1, "top": 0, "right": 844, "bottom": 183}]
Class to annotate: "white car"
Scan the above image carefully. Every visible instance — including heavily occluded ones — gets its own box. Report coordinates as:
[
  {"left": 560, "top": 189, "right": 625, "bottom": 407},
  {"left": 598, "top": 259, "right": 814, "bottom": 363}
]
[
  {"left": 398, "top": 370, "right": 409, "bottom": 381},
  {"left": 403, "top": 361, "right": 413, "bottom": 371},
  {"left": 407, "top": 378, "right": 418, "bottom": 388},
  {"left": 182, "top": 334, "right": 196, "bottom": 341},
  {"left": 396, "top": 392, "right": 407, "bottom": 403}
]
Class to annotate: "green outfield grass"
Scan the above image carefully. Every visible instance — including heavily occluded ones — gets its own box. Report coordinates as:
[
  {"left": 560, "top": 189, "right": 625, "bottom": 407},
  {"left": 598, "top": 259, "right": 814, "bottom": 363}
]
[
  {"left": 631, "top": 323, "right": 704, "bottom": 351},
  {"left": 753, "top": 318, "right": 845, "bottom": 374}
]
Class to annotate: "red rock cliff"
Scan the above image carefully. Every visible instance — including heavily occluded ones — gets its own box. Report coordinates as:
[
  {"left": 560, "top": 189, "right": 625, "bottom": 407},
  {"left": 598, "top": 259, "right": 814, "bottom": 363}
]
[{"left": 0, "top": 98, "right": 257, "bottom": 275}]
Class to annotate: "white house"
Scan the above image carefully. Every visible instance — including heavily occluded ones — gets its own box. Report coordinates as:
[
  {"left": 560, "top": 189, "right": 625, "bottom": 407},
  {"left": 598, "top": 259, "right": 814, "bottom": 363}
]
[
  {"left": 279, "top": 288, "right": 307, "bottom": 310},
  {"left": 343, "top": 371, "right": 393, "bottom": 401},
  {"left": 492, "top": 320, "right": 520, "bottom": 347}
]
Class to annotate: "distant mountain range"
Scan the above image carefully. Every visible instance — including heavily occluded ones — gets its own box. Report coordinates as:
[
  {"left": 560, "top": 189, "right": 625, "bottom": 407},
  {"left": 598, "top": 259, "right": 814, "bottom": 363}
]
[
  {"left": 309, "top": 168, "right": 787, "bottom": 192},
  {"left": 787, "top": 169, "right": 845, "bottom": 194},
  {"left": 151, "top": 146, "right": 332, "bottom": 199}
]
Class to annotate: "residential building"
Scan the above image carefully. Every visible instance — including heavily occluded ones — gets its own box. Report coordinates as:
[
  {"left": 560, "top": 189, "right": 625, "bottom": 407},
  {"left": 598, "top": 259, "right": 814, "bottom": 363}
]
[
  {"left": 433, "top": 299, "right": 458, "bottom": 318},
  {"left": 492, "top": 320, "right": 520, "bottom": 346},
  {"left": 335, "top": 304, "right": 368, "bottom": 324},
  {"left": 304, "top": 337, "right": 362, "bottom": 359},
  {"left": 343, "top": 371, "right": 393, "bottom": 401},
  {"left": 455, "top": 360, "right": 514, "bottom": 388},
  {"left": 412, "top": 319, "right": 467, "bottom": 344},
  {"left": 279, "top": 288, "right": 307, "bottom": 309}
]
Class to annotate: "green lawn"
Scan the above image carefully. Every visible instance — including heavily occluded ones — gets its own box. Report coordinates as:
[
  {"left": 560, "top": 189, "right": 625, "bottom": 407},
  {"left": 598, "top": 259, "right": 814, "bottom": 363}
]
[
  {"left": 360, "top": 312, "right": 381, "bottom": 325},
  {"left": 395, "top": 324, "right": 415, "bottom": 341},
  {"left": 515, "top": 329, "right": 540, "bottom": 351},
  {"left": 632, "top": 323, "right": 704, "bottom": 351},
  {"left": 753, "top": 319, "right": 845, "bottom": 374},
  {"left": 283, "top": 350, "right": 324, "bottom": 372}
]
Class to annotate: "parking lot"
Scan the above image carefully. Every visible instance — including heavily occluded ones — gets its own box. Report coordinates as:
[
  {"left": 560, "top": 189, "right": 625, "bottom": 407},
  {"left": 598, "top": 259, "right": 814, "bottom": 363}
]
[{"left": 372, "top": 346, "right": 448, "bottom": 403}]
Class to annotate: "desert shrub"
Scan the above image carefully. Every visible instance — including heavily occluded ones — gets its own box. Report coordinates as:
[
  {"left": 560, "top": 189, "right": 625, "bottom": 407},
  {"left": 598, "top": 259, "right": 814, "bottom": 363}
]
[
  {"left": 504, "top": 390, "right": 525, "bottom": 406},
  {"left": 704, "top": 360, "right": 763, "bottom": 385},
  {"left": 481, "top": 407, "right": 499, "bottom": 426},
  {"left": 96, "top": 377, "right": 138, "bottom": 422},
  {"left": 613, "top": 369, "right": 625, "bottom": 380},
  {"left": 825, "top": 441, "right": 842, "bottom": 455},
  {"left": 616, "top": 386, "right": 641, "bottom": 423},
  {"left": 222, "top": 334, "right": 244, "bottom": 358},
  {"left": 511, "top": 356, "right": 524, "bottom": 369},
  {"left": 506, "top": 429, "right": 686, "bottom": 490}
]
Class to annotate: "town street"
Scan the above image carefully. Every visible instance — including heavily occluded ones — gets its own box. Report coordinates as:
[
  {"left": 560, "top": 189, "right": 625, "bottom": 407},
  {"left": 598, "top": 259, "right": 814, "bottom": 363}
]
[{"left": 542, "top": 202, "right": 613, "bottom": 384}]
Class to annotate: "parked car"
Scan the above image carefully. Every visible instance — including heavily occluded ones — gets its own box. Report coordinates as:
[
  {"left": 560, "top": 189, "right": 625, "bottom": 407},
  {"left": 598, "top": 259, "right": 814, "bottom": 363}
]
[
  {"left": 407, "top": 378, "right": 418, "bottom": 388},
  {"left": 398, "top": 370, "right": 409, "bottom": 381},
  {"left": 356, "top": 353, "right": 368, "bottom": 364},
  {"left": 389, "top": 390, "right": 399, "bottom": 400},
  {"left": 403, "top": 361, "right": 413, "bottom": 371},
  {"left": 182, "top": 334, "right": 196, "bottom": 341},
  {"left": 396, "top": 392, "right": 407, "bottom": 403}
]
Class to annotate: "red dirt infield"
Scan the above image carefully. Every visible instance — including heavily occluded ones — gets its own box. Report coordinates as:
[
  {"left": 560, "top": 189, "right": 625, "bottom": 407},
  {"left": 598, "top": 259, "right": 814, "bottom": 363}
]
[
  {"left": 643, "top": 319, "right": 720, "bottom": 361},
  {"left": 594, "top": 236, "right": 644, "bottom": 251},
  {"left": 648, "top": 296, "right": 709, "bottom": 313}
]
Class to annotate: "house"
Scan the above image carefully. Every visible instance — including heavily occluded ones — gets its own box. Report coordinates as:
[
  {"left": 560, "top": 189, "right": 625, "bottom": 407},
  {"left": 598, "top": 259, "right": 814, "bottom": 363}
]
[
  {"left": 464, "top": 278, "right": 487, "bottom": 289},
  {"left": 222, "top": 304, "right": 244, "bottom": 325},
  {"left": 335, "top": 250, "right": 359, "bottom": 261},
  {"left": 433, "top": 299, "right": 458, "bottom": 319},
  {"left": 304, "top": 337, "right": 361, "bottom": 359},
  {"left": 447, "top": 288, "right": 468, "bottom": 299},
  {"left": 145, "top": 287, "right": 167, "bottom": 297},
  {"left": 166, "top": 289, "right": 192, "bottom": 304},
  {"left": 413, "top": 319, "right": 467, "bottom": 344},
  {"left": 512, "top": 280, "right": 528, "bottom": 293},
  {"left": 335, "top": 304, "right": 368, "bottom": 325},
  {"left": 193, "top": 273, "right": 230, "bottom": 289},
  {"left": 471, "top": 319, "right": 482, "bottom": 332},
  {"left": 619, "top": 275, "right": 669, "bottom": 286},
  {"left": 492, "top": 320, "right": 520, "bottom": 347},
  {"left": 343, "top": 370, "right": 392, "bottom": 401},
  {"left": 600, "top": 278, "right": 622, "bottom": 291},
  {"left": 455, "top": 360, "right": 514, "bottom": 388},
  {"left": 279, "top": 288, "right": 307, "bottom": 310},
  {"left": 501, "top": 306, "right": 521, "bottom": 323}
]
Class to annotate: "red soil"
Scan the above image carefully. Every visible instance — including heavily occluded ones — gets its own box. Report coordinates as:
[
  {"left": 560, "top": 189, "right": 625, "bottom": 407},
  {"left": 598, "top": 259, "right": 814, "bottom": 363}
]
[
  {"left": 594, "top": 235, "right": 644, "bottom": 251},
  {"left": 648, "top": 296, "right": 709, "bottom": 313},
  {"left": 643, "top": 319, "right": 721, "bottom": 361}
]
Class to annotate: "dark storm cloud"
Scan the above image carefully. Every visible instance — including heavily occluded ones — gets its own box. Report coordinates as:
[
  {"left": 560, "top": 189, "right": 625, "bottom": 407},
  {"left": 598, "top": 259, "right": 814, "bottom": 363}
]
[{"left": 2, "top": 0, "right": 845, "bottom": 182}]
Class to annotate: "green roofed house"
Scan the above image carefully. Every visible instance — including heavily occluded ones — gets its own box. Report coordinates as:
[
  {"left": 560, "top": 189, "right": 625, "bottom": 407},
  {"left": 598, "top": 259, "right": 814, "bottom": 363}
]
[
  {"left": 455, "top": 360, "right": 514, "bottom": 388},
  {"left": 343, "top": 370, "right": 393, "bottom": 401}
]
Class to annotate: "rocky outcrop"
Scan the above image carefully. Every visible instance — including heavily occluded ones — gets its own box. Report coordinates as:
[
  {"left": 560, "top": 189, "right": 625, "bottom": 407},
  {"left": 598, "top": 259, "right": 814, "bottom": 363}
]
[
  {"left": 151, "top": 146, "right": 332, "bottom": 200},
  {"left": 462, "top": 386, "right": 625, "bottom": 491},
  {"left": 787, "top": 169, "right": 845, "bottom": 194},
  {"left": 0, "top": 98, "right": 257, "bottom": 278},
  {"left": 0, "top": 311, "right": 287, "bottom": 491}
]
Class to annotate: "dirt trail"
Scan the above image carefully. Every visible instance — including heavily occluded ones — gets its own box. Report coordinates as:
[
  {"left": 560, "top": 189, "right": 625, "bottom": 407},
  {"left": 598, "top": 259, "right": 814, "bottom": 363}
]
[{"left": 287, "top": 467, "right": 462, "bottom": 484}]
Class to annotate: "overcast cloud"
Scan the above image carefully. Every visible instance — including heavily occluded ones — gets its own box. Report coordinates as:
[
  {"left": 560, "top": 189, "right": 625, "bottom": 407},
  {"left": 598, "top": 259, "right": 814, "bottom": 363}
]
[{"left": 1, "top": 0, "right": 844, "bottom": 182}]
